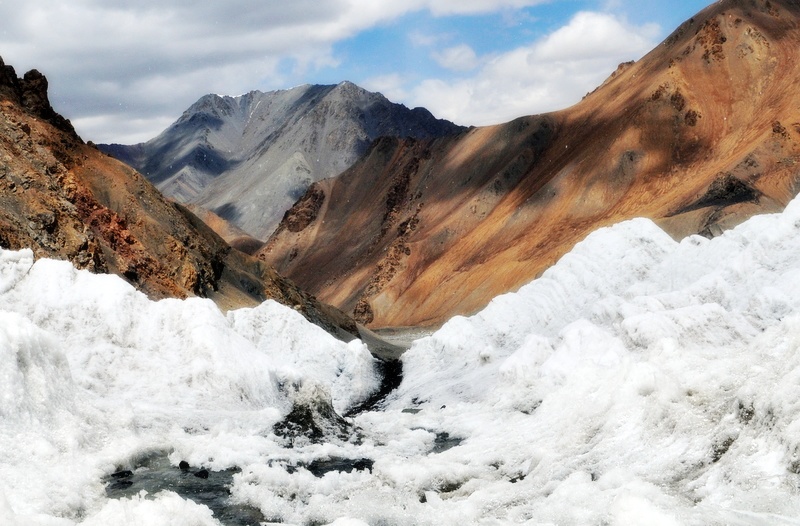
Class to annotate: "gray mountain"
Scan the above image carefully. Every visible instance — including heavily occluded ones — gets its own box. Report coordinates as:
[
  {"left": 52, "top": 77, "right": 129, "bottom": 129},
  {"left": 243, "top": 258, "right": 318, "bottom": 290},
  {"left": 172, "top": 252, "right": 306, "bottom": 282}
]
[{"left": 100, "top": 81, "right": 465, "bottom": 239}]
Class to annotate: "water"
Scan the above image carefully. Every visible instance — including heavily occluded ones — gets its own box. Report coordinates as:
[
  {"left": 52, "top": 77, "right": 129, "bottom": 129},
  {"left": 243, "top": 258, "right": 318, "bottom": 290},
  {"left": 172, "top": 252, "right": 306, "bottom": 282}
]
[
  {"left": 104, "top": 453, "right": 266, "bottom": 526},
  {"left": 430, "top": 432, "right": 463, "bottom": 454}
]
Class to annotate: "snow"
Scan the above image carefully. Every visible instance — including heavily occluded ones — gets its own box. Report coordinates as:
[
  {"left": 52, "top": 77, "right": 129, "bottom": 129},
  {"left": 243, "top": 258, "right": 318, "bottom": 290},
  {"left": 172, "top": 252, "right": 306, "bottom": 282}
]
[
  {"left": 7, "top": 197, "right": 800, "bottom": 523},
  {"left": 0, "top": 249, "right": 378, "bottom": 524}
]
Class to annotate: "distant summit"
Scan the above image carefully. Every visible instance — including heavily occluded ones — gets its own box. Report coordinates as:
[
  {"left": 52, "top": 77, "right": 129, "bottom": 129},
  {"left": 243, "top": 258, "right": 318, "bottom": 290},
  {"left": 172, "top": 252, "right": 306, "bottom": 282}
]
[{"left": 101, "top": 82, "right": 465, "bottom": 240}]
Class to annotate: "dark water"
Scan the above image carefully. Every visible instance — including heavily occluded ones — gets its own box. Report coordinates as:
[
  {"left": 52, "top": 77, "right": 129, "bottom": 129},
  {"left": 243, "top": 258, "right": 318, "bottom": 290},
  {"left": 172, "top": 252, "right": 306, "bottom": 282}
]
[
  {"left": 102, "top": 349, "right": 411, "bottom": 523},
  {"left": 104, "top": 454, "right": 266, "bottom": 526},
  {"left": 345, "top": 358, "right": 403, "bottom": 416},
  {"left": 431, "top": 431, "right": 463, "bottom": 454}
]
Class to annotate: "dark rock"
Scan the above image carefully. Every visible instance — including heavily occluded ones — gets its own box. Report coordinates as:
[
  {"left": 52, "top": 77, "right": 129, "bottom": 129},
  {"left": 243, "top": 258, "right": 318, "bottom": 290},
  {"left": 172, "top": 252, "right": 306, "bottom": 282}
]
[
  {"left": 273, "top": 384, "right": 354, "bottom": 446},
  {"left": 194, "top": 469, "right": 210, "bottom": 479},
  {"left": 0, "top": 55, "right": 21, "bottom": 104},
  {"left": 283, "top": 184, "right": 325, "bottom": 233},
  {"left": 674, "top": 172, "right": 761, "bottom": 216},
  {"left": 711, "top": 436, "right": 736, "bottom": 463},
  {"left": 305, "top": 457, "right": 374, "bottom": 477},
  {"left": 179, "top": 460, "right": 190, "bottom": 471},
  {"left": 110, "top": 469, "right": 133, "bottom": 479},
  {"left": 509, "top": 474, "right": 525, "bottom": 484}
]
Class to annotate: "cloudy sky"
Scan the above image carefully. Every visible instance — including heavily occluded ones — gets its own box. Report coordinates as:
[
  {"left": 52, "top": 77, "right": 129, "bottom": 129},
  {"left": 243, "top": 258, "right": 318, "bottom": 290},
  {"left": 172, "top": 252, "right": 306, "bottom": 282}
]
[{"left": 0, "top": 0, "right": 709, "bottom": 144}]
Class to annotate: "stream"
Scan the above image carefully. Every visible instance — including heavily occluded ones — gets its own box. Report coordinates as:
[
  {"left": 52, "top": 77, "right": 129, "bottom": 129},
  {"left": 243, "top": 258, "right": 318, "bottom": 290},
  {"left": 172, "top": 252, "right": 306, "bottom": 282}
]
[{"left": 102, "top": 329, "right": 434, "bottom": 525}]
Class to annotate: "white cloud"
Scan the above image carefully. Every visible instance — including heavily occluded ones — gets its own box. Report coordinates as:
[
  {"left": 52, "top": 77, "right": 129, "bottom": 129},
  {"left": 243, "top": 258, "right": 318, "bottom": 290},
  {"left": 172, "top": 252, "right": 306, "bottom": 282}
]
[
  {"left": 361, "top": 74, "right": 410, "bottom": 103},
  {"left": 533, "top": 11, "right": 660, "bottom": 61},
  {"left": 432, "top": 44, "right": 481, "bottom": 72},
  {"left": 409, "top": 30, "right": 449, "bottom": 48},
  {"left": 72, "top": 114, "right": 175, "bottom": 146},
  {"left": 405, "top": 11, "right": 661, "bottom": 126},
  {"left": 426, "top": 0, "right": 548, "bottom": 16},
  {"left": 0, "top": 0, "right": 654, "bottom": 143},
  {"left": 4, "top": 0, "right": 550, "bottom": 143},
  {"left": 1, "top": 0, "right": 357, "bottom": 142}
]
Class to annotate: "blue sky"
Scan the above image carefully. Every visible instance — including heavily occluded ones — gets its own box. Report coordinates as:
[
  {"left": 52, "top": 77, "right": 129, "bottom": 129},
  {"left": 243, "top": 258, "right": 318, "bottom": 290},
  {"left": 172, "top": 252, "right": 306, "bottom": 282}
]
[{"left": 0, "top": 0, "right": 710, "bottom": 144}]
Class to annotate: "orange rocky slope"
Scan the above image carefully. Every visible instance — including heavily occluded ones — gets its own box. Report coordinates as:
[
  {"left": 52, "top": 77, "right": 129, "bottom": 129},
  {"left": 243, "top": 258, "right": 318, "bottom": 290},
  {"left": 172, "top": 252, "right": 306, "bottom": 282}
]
[
  {"left": 260, "top": 0, "right": 800, "bottom": 328},
  {"left": 0, "top": 56, "right": 361, "bottom": 340}
]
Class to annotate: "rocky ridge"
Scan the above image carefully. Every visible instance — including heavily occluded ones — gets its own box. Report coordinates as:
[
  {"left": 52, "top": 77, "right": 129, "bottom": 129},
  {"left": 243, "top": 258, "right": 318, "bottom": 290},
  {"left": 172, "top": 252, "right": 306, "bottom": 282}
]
[
  {"left": 101, "top": 82, "right": 465, "bottom": 240},
  {"left": 260, "top": 0, "right": 800, "bottom": 328}
]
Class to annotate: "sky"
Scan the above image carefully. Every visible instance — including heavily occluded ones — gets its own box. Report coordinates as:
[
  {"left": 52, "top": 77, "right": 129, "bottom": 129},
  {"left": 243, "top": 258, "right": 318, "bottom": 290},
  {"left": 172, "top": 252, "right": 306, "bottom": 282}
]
[{"left": 0, "top": 0, "right": 711, "bottom": 145}]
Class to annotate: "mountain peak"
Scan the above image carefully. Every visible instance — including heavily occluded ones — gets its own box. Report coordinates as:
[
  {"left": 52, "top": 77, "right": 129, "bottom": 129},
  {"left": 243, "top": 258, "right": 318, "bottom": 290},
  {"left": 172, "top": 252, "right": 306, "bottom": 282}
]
[
  {"left": 0, "top": 56, "right": 366, "bottom": 342},
  {"left": 0, "top": 56, "right": 80, "bottom": 139},
  {"left": 102, "top": 81, "right": 465, "bottom": 240}
]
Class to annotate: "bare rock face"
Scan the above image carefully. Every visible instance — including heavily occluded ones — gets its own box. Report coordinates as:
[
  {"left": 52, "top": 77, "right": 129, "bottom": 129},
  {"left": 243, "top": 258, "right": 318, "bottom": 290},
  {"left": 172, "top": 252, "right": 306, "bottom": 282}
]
[
  {"left": 0, "top": 56, "right": 361, "bottom": 341},
  {"left": 260, "top": 0, "right": 800, "bottom": 328},
  {"left": 100, "top": 82, "right": 465, "bottom": 240}
]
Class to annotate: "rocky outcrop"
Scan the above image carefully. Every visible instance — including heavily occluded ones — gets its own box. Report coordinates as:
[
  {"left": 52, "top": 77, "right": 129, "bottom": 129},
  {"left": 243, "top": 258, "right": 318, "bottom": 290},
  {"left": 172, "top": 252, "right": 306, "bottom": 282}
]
[
  {"left": 0, "top": 56, "right": 362, "bottom": 342},
  {"left": 100, "top": 82, "right": 465, "bottom": 240},
  {"left": 260, "top": 0, "right": 800, "bottom": 328},
  {"left": 0, "top": 57, "right": 79, "bottom": 138}
]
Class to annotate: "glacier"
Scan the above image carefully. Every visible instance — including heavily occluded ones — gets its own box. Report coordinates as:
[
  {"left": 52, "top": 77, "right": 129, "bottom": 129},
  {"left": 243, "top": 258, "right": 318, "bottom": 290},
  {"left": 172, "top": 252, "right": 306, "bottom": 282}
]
[{"left": 6, "top": 196, "right": 800, "bottom": 523}]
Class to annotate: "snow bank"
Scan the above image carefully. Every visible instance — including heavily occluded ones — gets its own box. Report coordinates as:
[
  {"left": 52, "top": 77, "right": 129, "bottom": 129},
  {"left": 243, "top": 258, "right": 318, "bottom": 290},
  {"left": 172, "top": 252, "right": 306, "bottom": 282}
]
[
  {"left": 0, "top": 249, "right": 378, "bottom": 524},
  {"left": 10, "top": 194, "right": 800, "bottom": 524},
  {"left": 228, "top": 196, "right": 800, "bottom": 524},
  {"left": 383, "top": 198, "right": 800, "bottom": 523}
]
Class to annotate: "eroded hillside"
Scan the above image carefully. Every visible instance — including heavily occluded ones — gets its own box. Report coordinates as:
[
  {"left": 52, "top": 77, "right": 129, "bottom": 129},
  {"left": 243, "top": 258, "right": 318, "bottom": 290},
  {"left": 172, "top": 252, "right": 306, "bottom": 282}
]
[{"left": 260, "top": 0, "right": 800, "bottom": 328}]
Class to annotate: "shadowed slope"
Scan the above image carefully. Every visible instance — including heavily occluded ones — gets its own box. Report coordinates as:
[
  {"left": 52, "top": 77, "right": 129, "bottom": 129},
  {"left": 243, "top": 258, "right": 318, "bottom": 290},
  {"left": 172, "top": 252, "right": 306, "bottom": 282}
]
[{"left": 260, "top": 0, "right": 800, "bottom": 328}]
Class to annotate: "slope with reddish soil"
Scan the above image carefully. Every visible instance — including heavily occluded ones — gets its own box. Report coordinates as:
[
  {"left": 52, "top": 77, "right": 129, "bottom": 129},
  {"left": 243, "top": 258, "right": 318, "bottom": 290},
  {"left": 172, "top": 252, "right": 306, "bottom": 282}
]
[
  {"left": 0, "top": 56, "right": 360, "bottom": 340},
  {"left": 260, "top": 0, "right": 800, "bottom": 328}
]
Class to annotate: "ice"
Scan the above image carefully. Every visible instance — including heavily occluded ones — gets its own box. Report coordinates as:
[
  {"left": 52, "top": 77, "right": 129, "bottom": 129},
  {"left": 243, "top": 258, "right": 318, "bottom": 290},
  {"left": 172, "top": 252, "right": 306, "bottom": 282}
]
[
  {"left": 0, "top": 250, "right": 378, "bottom": 524},
  {"left": 82, "top": 491, "right": 222, "bottom": 526},
  {"left": 8, "top": 197, "right": 800, "bottom": 523}
]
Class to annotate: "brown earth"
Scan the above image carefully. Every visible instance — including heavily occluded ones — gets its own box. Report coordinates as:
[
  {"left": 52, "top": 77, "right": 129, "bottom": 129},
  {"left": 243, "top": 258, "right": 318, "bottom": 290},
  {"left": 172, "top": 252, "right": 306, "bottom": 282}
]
[
  {"left": 0, "top": 56, "right": 362, "bottom": 342},
  {"left": 260, "top": 0, "right": 800, "bottom": 329},
  {"left": 184, "top": 204, "right": 265, "bottom": 255}
]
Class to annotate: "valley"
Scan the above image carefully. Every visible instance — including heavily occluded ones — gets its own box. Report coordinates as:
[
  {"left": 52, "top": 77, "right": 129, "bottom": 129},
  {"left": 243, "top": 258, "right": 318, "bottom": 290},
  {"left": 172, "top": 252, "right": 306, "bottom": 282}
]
[{"left": 4, "top": 0, "right": 800, "bottom": 524}]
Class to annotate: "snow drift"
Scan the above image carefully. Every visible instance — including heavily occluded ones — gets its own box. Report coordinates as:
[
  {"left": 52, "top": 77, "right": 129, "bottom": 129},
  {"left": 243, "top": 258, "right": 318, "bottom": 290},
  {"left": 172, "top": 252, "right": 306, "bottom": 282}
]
[
  {"left": 0, "top": 249, "right": 378, "bottom": 524},
  {"left": 7, "top": 194, "right": 800, "bottom": 523}
]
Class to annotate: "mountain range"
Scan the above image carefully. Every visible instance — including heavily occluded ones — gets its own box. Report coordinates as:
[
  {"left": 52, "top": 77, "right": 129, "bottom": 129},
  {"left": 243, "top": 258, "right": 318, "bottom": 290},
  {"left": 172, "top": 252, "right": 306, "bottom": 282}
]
[
  {"left": 5, "top": 0, "right": 800, "bottom": 334},
  {"left": 259, "top": 0, "right": 800, "bottom": 328},
  {"left": 100, "top": 82, "right": 464, "bottom": 240}
]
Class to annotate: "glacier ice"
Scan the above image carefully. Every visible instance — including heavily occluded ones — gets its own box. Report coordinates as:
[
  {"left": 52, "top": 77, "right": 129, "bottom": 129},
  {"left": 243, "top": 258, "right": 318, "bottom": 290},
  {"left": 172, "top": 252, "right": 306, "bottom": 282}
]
[{"left": 7, "top": 197, "right": 800, "bottom": 523}]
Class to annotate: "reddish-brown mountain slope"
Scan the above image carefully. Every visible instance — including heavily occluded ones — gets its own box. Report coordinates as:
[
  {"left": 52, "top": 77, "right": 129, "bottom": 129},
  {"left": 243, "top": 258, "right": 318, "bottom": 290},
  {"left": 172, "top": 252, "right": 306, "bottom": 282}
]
[
  {"left": 0, "top": 56, "right": 361, "bottom": 341},
  {"left": 260, "top": 0, "right": 800, "bottom": 328}
]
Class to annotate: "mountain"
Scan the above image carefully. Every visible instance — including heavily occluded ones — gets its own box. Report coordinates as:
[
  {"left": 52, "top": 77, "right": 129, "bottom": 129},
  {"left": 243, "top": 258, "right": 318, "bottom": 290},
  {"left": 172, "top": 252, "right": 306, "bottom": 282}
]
[
  {"left": 259, "top": 0, "right": 800, "bottom": 328},
  {"left": 0, "top": 56, "right": 364, "bottom": 342},
  {"left": 100, "top": 82, "right": 465, "bottom": 240},
  {"left": 10, "top": 168, "right": 800, "bottom": 524}
]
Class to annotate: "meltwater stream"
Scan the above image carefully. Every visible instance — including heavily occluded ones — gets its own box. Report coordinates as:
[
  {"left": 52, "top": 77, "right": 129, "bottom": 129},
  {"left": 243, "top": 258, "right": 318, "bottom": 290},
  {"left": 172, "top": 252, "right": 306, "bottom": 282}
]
[
  {"left": 104, "top": 454, "right": 266, "bottom": 526},
  {"left": 101, "top": 333, "right": 433, "bottom": 525}
]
